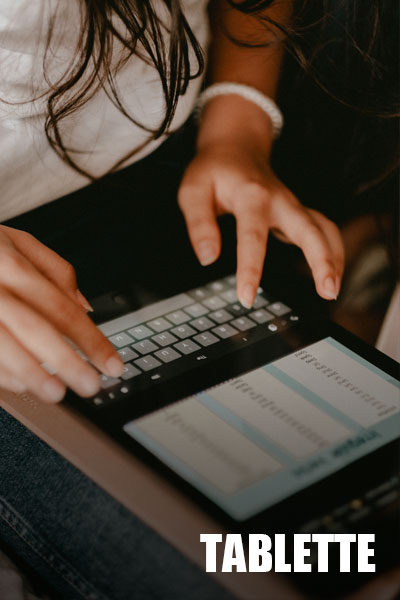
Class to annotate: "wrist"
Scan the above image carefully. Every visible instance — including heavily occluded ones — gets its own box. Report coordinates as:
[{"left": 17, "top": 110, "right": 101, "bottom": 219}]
[{"left": 196, "top": 94, "right": 275, "bottom": 159}]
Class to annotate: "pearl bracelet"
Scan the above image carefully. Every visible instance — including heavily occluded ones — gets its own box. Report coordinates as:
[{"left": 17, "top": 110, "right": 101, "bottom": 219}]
[{"left": 196, "top": 82, "right": 284, "bottom": 138}]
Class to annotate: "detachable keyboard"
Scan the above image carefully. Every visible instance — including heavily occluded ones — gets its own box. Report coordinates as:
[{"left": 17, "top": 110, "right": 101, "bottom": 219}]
[{"left": 81, "top": 275, "right": 300, "bottom": 408}]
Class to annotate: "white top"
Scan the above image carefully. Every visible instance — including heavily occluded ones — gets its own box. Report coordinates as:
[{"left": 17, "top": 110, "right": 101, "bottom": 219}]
[{"left": 0, "top": 0, "right": 209, "bottom": 222}]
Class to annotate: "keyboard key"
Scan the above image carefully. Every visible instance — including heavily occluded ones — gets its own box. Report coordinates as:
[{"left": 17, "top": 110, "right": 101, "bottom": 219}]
[
  {"left": 252, "top": 295, "right": 268, "bottom": 309},
  {"left": 152, "top": 331, "right": 178, "bottom": 347},
  {"left": 174, "top": 339, "right": 201, "bottom": 354},
  {"left": 212, "top": 324, "right": 238, "bottom": 339},
  {"left": 207, "top": 280, "right": 227, "bottom": 293},
  {"left": 249, "top": 309, "right": 274, "bottom": 324},
  {"left": 121, "top": 363, "right": 142, "bottom": 380},
  {"left": 108, "top": 332, "right": 134, "bottom": 348},
  {"left": 91, "top": 395, "right": 105, "bottom": 407},
  {"left": 209, "top": 309, "right": 231, "bottom": 324},
  {"left": 188, "top": 287, "right": 211, "bottom": 301},
  {"left": 171, "top": 324, "right": 197, "bottom": 339},
  {"left": 165, "top": 310, "right": 190, "bottom": 325},
  {"left": 268, "top": 323, "right": 278, "bottom": 332},
  {"left": 221, "top": 289, "right": 237, "bottom": 304},
  {"left": 91, "top": 382, "right": 132, "bottom": 406},
  {"left": 202, "top": 296, "right": 226, "bottom": 310},
  {"left": 132, "top": 339, "right": 159, "bottom": 355},
  {"left": 119, "top": 383, "right": 135, "bottom": 396},
  {"left": 100, "top": 374, "right": 121, "bottom": 389},
  {"left": 128, "top": 325, "right": 153, "bottom": 340},
  {"left": 134, "top": 355, "right": 162, "bottom": 371},
  {"left": 184, "top": 303, "right": 209, "bottom": 318},
  {"left": 190, "top": 317, "right": 214, "bottom": 331},
  {"left": 154, "top": 347, "right": 182, "bottom": 363},
  {"left": 193, "top": 332, "right": 219, "bottom": 347},
  {"left": 268, "top": 302, "right": 291, "bottom": 316},
  {"left": 224, "top": 275, "right": 236, "bottom": 286},
  {"left": 118, "top": 347, "right": 139, "bottom": 362},
  {"left": 146, "top": 317, "right": 170, "bottom": 333},
  {"left": 230, "top": 317, "right": 257, "bottom": 331},
  {"left": 90, "top": 393, "right": 116, "bottom": 407},
  {"left": 227, "top": 302, "right": 248, "bottom": 317}
]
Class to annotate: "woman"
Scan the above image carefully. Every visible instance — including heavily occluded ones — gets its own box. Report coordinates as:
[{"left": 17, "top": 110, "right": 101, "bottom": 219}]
[
  {"left": 0, "top": 0, "right": 345, "bottom": 403},
  {"left": 0, "top": 1, "right": 397, "bottom": 598}
]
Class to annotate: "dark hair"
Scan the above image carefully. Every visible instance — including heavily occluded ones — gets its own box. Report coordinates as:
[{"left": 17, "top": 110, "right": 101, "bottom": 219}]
[
  {"left": 4, "top": 0, "right": 398, "bottom": 190},
  {"left": 236, "top": 1, "right": 399, "bottom": 189},
  {"left": 229, "top": 1, "right": 399, "bottom": 114},
  {"left": 42, "top": 0, "right": 204, "bottom": 178},
  {"left": 230, "top": 0, "right": 399, "bottom": 273}
]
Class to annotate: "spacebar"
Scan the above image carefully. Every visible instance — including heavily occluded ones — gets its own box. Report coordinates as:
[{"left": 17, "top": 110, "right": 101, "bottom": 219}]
[{"left": 98, "top": 293, "right": 193, "bottom": 336}]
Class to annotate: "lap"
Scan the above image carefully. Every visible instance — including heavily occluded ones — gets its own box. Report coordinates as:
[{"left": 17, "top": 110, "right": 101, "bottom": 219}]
[
  {"left": 1, "top": 123, "right": 234, "bottom": 599},
  {"left": 0, "top": 409, "right": 231, "bottom": 600}
]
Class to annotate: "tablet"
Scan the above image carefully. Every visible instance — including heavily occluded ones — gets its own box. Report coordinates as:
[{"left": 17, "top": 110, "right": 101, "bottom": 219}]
[{"left": 66, "top": 275, "right": 400, "bottom": 536}]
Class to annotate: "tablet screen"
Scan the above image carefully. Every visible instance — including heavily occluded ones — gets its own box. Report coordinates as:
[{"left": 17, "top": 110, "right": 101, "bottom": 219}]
[{"left": 124, "top": 337, "right": 400, "bottom": 520}]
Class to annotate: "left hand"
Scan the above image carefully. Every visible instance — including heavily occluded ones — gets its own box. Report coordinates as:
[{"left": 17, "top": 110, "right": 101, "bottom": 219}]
[{"left": 178, "top": 142, "right": 345, "bottom": 308}]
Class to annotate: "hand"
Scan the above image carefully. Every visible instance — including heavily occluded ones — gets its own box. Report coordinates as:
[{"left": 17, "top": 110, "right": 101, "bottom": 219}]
[
  {"left": 0, "top": 226, "right": 123, "bottom": 402},
  {"left": 178, "top": 142, "right": 344, "bottom": 308}
]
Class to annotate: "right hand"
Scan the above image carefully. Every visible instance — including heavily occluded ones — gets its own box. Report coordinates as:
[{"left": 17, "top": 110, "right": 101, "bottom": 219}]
[
  {"left": 179, "top": 141, "right": 344, "bottom": 308},
  {"left": 0, "top": 225, "right": 123, "bottom": 403}
]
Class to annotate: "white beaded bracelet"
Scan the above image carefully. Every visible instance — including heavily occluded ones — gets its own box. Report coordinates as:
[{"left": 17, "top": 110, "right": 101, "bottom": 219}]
[{"left": 196, "top": 82, "right": 284, "bottom": 138}]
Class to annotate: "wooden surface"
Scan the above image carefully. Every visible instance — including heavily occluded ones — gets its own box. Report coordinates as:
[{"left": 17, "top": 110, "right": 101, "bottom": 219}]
[{"left": 0, "top": 387, "right": 302, "bottom": 600}]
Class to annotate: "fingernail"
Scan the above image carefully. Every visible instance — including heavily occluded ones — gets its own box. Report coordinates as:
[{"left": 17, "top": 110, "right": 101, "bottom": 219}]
[
  {"left": 197, "top": 241, "right": 217, "bottom": 266},
  {"left": 335, "top": 275, "right": 341, "bottom": 297},
  {"left": 105, "top": 356, "right": 124, "bottom": 378},
  {"left": 10, "top": 378, "right": 27, "bottom": 393},
  {"left": 79, "top": 372, "right": 100, "bottom": 397},
  {"left": 240, "top": 284, "right": 255, "bottom": 309},
  {"left": 324, "top": 277, "right": 337, "bottom": 300},
  {"left": 76, "top": 289, "right": 94, "bottom": 312},
  {"left": 42, "top": 379, "right": 65, "bottom": 403}
]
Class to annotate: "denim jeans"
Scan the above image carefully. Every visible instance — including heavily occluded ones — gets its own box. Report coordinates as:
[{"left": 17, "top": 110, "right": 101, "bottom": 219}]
[
  {"left": 0, "top": 409, "right": 236, "bottom": 600},
  {"left": 0, "top": 123, "right": 236, "bottom": 600}
]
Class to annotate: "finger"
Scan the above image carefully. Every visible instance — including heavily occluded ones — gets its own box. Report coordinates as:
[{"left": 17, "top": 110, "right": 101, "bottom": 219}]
[
  {"left": 0, "top": 364, "right": 27, "bottom": 394},
  {"left": 1, "top": 226, "right": 92, "bottom": 311},
  {"left": 307, "top": 209, "right": 345, "bottom": 292},
  {"left": 0, "top": 253, "right": 123, "bottom": 377},
  {"left": 0, "top": 322, "right": 66, "bottom": 403},
  {"left": 271, "top": 200, "right": 340, "bottom": 300},
  {"left": 233, "top": 183, "right": 269, "bottom": 308},
  {"left": 178, "top": 180, "right": 221, "bottom": 266},
  {"left": 0, "top": 291, "right": 101, "bottom": 398}
]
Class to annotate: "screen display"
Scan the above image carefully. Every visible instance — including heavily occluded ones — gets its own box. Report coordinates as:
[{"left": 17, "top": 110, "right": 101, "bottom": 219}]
[{"left": 124, "top": 337, "right": 400, "bottom": 520}]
